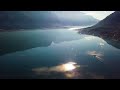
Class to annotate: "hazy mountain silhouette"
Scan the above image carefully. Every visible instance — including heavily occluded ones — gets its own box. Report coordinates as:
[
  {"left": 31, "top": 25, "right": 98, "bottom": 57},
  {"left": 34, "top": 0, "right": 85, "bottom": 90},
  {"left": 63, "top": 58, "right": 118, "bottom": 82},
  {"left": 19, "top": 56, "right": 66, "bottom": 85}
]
[
  {"left": 53, "top": 11, "right": 99, "bottom": 26},
  {"left": 0, "top": 11, "right": 60, "bottom": 30},
  {"left": 0, "top": 11, "right": 99, "bottom": 30},
  {"left": 78, "top": 11, "right": 120, "bottom": 49}
]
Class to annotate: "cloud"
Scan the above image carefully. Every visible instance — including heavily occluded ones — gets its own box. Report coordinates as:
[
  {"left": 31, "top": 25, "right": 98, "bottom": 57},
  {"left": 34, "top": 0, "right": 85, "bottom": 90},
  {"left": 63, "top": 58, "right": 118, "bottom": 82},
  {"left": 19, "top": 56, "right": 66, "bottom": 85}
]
[
  {"left": 32, "top": 62, "right": 81, "bottom": 78},
  {"left": 32, "top": 61, "right": 104, "bottom": 79},
  {"left": 87, "top": 51, "right": 104, "bottom": 62},
  {"left": 32, "top": 62, "right": 79, "bottom": 72},
  {"left": 80, "top": 11, "right": 114, "bottom": 20}
]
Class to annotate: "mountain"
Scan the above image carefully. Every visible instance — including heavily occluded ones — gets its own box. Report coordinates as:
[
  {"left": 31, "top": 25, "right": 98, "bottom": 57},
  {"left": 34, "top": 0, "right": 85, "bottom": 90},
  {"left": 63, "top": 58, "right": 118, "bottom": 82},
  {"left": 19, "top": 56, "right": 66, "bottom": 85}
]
[
  {"left": 95, "top": 11, "right": 120, "bottom": 28},
  {"left": 0, "top": 11, "right": 60, "bottom": 30},
  {"left": 0, "top": 11, "right": 99, "bottom": 30},
  {"left": 78, "top": 11, "right": 120, "bottom": 49},
  {"left": 78, "top": 11, "right": 120, "bottom": 34},
  {"left": 53, "top": 11, "right": 99, "bottom": 26}
]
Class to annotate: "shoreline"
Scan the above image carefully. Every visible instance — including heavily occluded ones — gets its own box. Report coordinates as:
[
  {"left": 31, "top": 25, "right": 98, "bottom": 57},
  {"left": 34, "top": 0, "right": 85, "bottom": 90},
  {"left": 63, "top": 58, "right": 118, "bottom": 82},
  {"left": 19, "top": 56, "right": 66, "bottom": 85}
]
[{"left": 0, "top": 25, "right": 92, "bottom": 32}]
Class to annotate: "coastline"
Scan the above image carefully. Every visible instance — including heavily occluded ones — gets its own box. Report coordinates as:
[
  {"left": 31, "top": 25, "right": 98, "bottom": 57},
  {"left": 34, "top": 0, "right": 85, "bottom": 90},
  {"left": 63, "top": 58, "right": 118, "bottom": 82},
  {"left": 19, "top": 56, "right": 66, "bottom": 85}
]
[{"left": 0, "top": 25, "right": 90, "bottom": 32}]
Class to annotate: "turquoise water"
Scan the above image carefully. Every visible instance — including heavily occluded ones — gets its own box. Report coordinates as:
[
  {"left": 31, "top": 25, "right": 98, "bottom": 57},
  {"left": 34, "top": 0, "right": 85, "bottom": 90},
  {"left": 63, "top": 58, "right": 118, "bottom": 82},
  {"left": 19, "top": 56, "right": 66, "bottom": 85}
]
[{"left": 0, "top": 29, "right": 120, "bottom": 79}]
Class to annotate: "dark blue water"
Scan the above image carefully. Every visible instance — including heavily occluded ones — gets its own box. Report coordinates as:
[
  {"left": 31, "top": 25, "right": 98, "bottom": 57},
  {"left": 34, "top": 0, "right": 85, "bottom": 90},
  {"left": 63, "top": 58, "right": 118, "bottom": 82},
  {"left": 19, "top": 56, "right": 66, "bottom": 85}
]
[{"left": 0, "top": 29, "right": 120, "bottom": 79}]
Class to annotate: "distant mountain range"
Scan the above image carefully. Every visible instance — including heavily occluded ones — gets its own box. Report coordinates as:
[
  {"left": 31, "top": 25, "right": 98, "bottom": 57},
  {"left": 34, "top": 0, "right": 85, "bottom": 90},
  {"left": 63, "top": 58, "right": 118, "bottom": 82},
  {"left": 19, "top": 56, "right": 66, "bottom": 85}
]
[
  {"left": 53, "top": 11, "right": 99, "bottom": 26},
  {"left": 0, "top": 11, "right": 99, "bottom": 30},
  {"left": 0, "top": 11, "right": 60, "bottom": 30}
]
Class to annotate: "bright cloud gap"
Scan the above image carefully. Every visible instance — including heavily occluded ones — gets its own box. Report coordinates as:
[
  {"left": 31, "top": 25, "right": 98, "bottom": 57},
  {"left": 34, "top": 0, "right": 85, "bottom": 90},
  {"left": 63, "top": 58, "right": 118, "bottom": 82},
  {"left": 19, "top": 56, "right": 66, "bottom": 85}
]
[{"left": 80, "top": 11, "right": 114, "bottom": 20}]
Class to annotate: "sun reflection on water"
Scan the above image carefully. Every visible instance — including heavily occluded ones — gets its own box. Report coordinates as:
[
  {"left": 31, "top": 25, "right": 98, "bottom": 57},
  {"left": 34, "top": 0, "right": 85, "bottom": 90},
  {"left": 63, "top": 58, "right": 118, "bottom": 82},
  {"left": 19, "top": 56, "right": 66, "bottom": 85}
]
[
  {"left": 62, "top": 62, "right": 77, "bottom": 71},
  {"left": 84, "top": 36, "right": 96, "bottom": 40},
  {"left": 32, "top": 62, "right": 81, "bottom": 78},
  {"left": 32, "top": 62, "right": 79, "bottom": 73},
  {"left": 32, "top": 61, "right": 104, "bottom": 79}
]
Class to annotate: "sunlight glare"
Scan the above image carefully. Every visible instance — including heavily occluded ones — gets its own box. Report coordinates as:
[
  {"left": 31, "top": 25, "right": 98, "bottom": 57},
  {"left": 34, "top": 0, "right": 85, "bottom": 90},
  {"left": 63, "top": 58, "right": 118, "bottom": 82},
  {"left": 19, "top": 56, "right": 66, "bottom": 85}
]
[
  {"left": 63, "top": 62, "right": 77, "bottom": 71},
  {"left": 84, "top": 36, "right": 95, "bottom": 40}
]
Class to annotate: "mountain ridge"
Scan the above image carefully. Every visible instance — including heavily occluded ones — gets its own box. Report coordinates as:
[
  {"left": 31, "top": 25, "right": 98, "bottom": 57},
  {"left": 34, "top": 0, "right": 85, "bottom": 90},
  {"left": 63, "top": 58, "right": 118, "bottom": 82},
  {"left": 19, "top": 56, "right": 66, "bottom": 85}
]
[
  {"left": 0, "top": 11, "right": 99, "bottom": 30},
  {"left": 78, "top": 11, "right": 120, "bottom": 49},
  {"left": 53, "top": 11, "right": 99, "bottom": 26}
]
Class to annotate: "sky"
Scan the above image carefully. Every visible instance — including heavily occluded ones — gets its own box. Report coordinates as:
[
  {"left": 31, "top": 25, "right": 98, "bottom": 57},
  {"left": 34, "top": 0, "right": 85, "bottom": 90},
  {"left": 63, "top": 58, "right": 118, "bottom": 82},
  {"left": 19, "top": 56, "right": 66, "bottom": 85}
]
[
  {"left": 80, "top": 11, "right": 114, "bottom": 20},
  {"left": 53, "top": 11, "right": 115, "bottom": 21}
]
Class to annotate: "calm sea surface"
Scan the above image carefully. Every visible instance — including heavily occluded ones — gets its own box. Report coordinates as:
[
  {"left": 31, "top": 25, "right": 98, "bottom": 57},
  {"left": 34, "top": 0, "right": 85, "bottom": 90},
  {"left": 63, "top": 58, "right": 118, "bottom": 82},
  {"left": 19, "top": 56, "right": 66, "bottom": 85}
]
[{"left": 0, "top": 28, "right": 120, "bottom": 79}]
